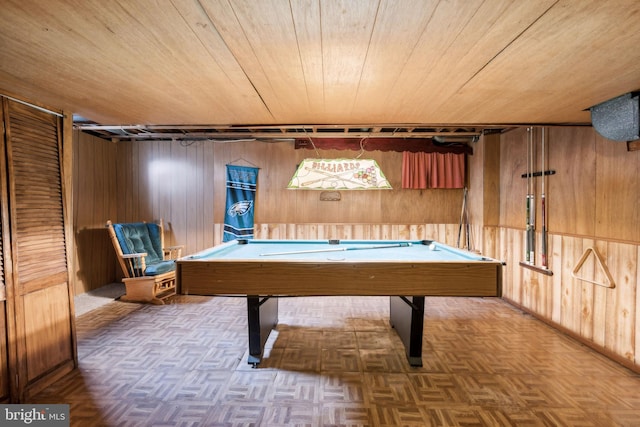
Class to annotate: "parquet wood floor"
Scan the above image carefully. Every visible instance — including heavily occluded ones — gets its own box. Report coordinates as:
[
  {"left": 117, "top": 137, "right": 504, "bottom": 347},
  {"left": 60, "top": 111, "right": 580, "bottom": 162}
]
[{"left": 31, "top": 295, "right": 639, "bottom": 426}]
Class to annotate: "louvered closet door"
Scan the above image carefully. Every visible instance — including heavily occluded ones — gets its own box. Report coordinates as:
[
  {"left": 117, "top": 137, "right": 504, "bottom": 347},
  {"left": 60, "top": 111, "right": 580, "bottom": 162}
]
[
  {"left": 0, "top": 102, "right": 12, "bottom": 402},
  {"left": 3, "top": 99, "right": 75, "bottom": 400}
]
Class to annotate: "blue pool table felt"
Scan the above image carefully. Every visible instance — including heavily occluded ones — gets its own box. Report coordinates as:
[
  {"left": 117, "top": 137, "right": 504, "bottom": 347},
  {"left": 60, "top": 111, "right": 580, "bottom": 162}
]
[{"left": 186, "top": 239, "right": 485, "bottom": 262}]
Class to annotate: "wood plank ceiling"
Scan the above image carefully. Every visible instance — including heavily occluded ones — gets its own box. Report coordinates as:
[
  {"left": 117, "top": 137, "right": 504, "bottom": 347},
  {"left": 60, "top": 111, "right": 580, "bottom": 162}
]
[{"left": 1, "top": 0, "right": 639, "bottom": 141}]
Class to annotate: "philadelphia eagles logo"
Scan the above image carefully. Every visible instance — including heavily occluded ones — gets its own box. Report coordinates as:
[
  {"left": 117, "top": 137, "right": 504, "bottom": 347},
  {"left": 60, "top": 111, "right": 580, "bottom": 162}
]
[{"left": 228, "top": 200, "right": 253, "bottom": 217}]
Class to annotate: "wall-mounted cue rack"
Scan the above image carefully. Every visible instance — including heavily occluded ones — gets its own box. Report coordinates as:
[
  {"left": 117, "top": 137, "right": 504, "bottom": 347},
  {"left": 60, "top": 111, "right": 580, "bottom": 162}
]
[
  {"left": 520, "top": 170, "right": 556, "bottom": 178},
  {"left": 520, "top": 127, "right": 554, "bottom": 276}
]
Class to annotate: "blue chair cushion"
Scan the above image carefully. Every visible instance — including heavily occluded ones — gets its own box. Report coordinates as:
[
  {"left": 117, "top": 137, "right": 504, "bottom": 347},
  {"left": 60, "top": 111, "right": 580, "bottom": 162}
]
[
  {"left": 144, "top": 259, "right": 176, "bottom": 276},
  {"left": 112, "top": 222, "right": 175, "bottom": 276}
]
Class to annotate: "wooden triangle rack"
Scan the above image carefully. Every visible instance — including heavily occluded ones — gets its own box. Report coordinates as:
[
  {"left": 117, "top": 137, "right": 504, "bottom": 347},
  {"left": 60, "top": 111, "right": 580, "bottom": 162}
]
[{"left": 571, "top": 247, "right": 615, "bottom": 288}]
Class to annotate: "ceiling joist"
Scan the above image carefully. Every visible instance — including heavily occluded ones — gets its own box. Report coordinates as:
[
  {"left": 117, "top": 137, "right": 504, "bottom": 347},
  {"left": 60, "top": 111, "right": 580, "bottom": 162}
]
[{"left": 74, "top": 123, "right": 490, "bottom": 142}]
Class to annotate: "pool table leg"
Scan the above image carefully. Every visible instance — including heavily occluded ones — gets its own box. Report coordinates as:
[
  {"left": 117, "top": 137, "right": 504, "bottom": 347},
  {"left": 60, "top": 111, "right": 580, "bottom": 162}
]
[
  {"left": 247, "top": 296, "right": 279, "bottom": 367},
  {"left": 389, "top": 296, "right": 424, "bottom": 367}
]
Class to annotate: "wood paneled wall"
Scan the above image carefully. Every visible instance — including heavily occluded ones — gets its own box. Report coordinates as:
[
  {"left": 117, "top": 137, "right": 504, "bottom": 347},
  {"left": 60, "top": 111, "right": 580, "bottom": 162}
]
[
  {"left": 499, "top": 127, "right": 639, "bottom": 241},
  {"left": 494, "top": 127, "right": 639, "bottom": 372},
  {"left": 496, "top": 227, "right": 639, "bottom": 370},
  {"left": 113, "top": 139, "right": 465, "bottom": 254},
  {"left": 72, "top": 130, "right": 118, "bottom": 294},
  {"left": 216, "top": 222, "right": 462, "bottom": 248}
]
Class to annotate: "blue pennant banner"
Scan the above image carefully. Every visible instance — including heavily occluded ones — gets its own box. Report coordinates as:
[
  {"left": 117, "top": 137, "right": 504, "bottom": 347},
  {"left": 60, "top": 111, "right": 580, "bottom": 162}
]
[{"left": 223, "top": 165, "right": 259, "bottom": 242}]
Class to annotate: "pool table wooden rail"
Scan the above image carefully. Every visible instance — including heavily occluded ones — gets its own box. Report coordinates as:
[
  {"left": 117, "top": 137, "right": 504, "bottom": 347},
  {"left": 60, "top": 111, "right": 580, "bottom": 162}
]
[{"left": 176, "top": 260, "right": 502, "bottom": 297}]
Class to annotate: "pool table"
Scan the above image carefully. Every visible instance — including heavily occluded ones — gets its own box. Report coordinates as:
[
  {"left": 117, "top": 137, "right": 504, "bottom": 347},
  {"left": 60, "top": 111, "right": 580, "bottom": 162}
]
[{"left": 177, "top": 239, "right": 502, "bottom": 367}]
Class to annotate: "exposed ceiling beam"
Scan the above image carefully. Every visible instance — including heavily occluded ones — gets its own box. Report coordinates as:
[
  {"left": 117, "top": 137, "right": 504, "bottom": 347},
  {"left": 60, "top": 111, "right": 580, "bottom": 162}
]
[{"left": 74, "top": 122, "right": 589, "bottom": 142}]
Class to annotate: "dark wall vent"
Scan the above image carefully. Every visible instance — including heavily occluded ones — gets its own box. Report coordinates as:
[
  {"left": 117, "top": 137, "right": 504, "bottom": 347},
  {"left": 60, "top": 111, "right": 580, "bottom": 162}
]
[{"left": 590, "top": 92, "right": 640, "bottom": 142}]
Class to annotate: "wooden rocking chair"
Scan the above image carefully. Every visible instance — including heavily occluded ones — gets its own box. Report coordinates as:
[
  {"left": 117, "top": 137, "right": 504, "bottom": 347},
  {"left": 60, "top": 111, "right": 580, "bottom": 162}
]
[{"left": 106, "top": 220, "right": 183, "bottom": 304}]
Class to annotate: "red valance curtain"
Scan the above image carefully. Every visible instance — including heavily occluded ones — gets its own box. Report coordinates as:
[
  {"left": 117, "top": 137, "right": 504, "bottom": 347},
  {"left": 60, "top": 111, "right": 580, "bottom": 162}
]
[{"left": 402, "top": 152, "right": 465, "bottom": 189}]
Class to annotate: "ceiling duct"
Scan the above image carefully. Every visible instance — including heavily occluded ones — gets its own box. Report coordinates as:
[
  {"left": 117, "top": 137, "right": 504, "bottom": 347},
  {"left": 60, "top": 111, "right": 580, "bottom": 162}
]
[
  {"left": 590, "top": 92, "right": 640, "bottom": 141},
  {"left": 433, "top": 135, "right": 480, "bottom": 144}
]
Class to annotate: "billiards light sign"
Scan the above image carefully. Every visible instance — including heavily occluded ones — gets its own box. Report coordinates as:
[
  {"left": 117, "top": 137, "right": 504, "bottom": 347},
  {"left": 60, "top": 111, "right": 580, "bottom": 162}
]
[{"left": 287, "top": 158, "right": 392, "bottom": 190}]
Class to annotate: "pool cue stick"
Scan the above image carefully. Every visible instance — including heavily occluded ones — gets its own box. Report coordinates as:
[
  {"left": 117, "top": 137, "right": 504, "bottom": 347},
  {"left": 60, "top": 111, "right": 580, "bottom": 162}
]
[
  {"left": 525, "top": 127, "right": 531, "bottom": 262},
  {"left": 529, "top": 127, "right": 536, "bottom": 264},
  {"left": 259, "top": 242, "right": 412, "bottom": 256},
  {"left": 464, "top": 188, "right": 470, "bottom": 250},
  {"left": 457, "top": 187, "right": 467, "bottom": 248},
  {"left": 541, "top": 127, "right": 548, "bottom": 267}
]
